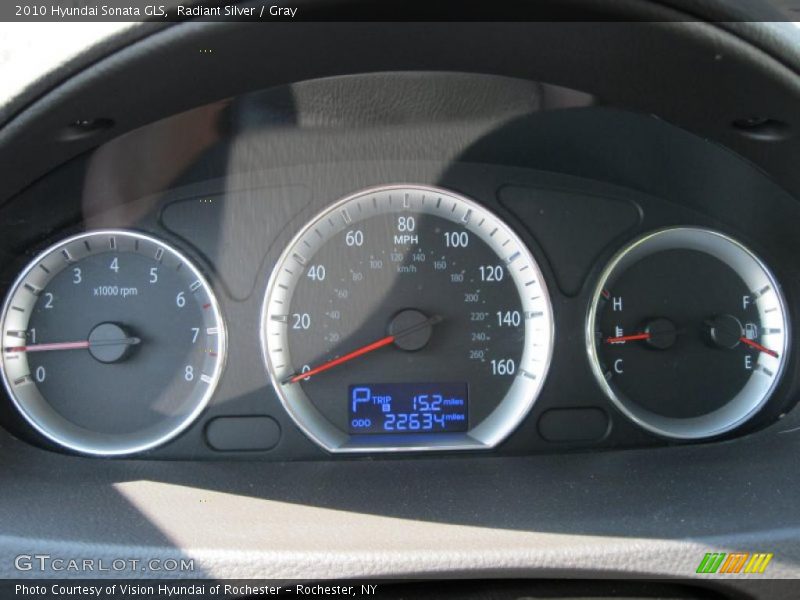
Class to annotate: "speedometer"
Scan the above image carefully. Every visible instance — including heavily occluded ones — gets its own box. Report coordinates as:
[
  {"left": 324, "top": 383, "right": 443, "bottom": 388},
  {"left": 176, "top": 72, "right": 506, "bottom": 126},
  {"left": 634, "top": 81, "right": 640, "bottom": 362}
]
[{"left": 261, "top": 184, "right": 554, "bottom": 452}]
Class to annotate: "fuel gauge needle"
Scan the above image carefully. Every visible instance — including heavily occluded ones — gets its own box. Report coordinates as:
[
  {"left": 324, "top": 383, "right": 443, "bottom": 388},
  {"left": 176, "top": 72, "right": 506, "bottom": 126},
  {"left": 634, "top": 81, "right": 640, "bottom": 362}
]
[{"left": 739, "top": 336, "right": 779, "bottom": 358}]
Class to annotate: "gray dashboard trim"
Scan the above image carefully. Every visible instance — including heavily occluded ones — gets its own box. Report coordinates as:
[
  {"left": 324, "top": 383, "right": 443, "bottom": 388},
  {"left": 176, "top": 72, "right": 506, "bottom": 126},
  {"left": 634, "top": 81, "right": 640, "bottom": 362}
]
[{"left": 1, "top": 412, "right": 799, "bottom": 585}]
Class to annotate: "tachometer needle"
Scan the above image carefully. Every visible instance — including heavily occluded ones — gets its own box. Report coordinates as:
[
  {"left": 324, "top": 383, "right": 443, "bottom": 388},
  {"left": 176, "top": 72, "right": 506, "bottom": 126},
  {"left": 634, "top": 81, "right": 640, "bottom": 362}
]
[
  {"left": 5, "top": 337, "right": 141, "bottom": 353},
  {"left": 284, "top": 314, "right": 443, "bottom": 384},
  {"left": 739, "top": 336, "right": 779, "bottom": 358}
]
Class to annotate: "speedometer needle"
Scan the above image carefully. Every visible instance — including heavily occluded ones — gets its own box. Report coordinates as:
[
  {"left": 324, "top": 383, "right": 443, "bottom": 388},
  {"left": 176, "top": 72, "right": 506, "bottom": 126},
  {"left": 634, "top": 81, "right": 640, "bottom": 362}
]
[
  {"left": 284, "top": 314, "right": 443, "bottom": 384},
  {"left": 6, "top": 337, "right": 141, "bottom": 353}
]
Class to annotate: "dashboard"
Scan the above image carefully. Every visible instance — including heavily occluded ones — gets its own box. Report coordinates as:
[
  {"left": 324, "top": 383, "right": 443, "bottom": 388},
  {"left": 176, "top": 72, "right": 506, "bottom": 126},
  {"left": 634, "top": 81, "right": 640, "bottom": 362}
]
[
  {"left": 2, "top": 71, "right": 799, "bottom": 461},
  {"left": 2, "top": 6, "right": 800, "bottom": 595}
]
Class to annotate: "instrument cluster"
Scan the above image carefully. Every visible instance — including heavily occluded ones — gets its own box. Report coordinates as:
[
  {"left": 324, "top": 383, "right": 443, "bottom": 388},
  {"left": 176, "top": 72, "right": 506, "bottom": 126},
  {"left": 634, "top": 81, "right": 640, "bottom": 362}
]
[
  {"left": 0, "top": 74, "right": 797, "bottom": 460},
  {"left": 0, "top": 180, "right": 794, "bottom": 458}
]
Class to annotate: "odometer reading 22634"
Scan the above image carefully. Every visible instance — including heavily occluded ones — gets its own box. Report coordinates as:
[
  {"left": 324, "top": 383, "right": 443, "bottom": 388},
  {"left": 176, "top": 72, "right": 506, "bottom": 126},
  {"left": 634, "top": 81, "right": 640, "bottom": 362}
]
[{"left": 261, "top": 184, "right": 554, "bottom": 452}]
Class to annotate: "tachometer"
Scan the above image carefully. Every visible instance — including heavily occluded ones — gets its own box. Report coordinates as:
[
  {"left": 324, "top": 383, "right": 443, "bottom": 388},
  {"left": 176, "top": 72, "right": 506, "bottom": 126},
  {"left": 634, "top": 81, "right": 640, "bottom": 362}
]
[
  {"left": 261, "top": 184, "right": 554, "bottom": 452},
  {"left": 0, "top": 230, "right": 225, "bottom": 455}
]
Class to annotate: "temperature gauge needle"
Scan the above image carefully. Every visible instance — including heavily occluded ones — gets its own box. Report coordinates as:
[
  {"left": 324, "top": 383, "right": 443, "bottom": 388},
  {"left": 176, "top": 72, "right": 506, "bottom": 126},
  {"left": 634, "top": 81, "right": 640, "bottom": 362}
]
[
  {"left": 604, "top": 333, "right": 651, "bottom": 344},
  {"left": 284, "top": 314, "right": 443, "bottom": 384},
  {"left": 603, "top": 319, "right": 681, "bottom": 349},
  {"left": 739, "top": 336, "right": 779, "bottom": 358},
  {"left": 6, "top": 337, "right": 141, "bottom": 353}
]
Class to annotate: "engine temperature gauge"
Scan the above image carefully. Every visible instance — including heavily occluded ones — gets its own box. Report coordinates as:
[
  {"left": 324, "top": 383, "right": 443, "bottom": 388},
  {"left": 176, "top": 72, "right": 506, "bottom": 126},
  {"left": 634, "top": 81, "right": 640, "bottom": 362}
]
[{"left": 587, "top": 227, "right": 789, "bottom": 439}]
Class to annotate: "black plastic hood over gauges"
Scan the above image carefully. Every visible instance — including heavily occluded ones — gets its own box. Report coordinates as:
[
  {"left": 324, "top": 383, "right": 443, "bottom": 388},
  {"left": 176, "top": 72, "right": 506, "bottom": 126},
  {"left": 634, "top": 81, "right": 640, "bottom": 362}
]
[{"left": 587, "top": 227, "right": 789, "bottom": 439}]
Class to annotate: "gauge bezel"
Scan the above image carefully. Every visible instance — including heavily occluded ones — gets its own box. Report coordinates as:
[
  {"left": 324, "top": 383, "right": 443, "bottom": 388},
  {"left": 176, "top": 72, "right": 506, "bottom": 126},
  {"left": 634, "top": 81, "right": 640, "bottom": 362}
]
[
  {"left": 0, "top": 229, "right": 227, "bottom": 456},
  {"left": 586, "top": 226, "right": 790, "bottom": 440},
  {"left": 260, "top": 184, "right": 555, "bottom": 453}
]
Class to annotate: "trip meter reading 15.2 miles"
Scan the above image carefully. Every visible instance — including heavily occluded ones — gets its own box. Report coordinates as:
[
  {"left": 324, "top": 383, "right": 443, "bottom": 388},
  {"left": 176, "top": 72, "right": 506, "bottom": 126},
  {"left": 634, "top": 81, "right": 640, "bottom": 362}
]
[{"left": 261, "top": 184, "right": 554, "bottom": 453}]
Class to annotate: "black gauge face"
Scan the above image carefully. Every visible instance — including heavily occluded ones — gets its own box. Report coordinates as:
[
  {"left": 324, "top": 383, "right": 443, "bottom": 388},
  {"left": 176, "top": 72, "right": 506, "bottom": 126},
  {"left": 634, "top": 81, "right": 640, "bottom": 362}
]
[
  {"left": 262, "top": 185, "right": 554, "bottom": 453},
  {"left": 287, "top": 213, "right": 524, "bottom": 430},
  {"left": 0, "top": 231, "right": 225, "bottom": 455},
  {"left": 587, "top": 228, "right": 788, "bottom": 439}
]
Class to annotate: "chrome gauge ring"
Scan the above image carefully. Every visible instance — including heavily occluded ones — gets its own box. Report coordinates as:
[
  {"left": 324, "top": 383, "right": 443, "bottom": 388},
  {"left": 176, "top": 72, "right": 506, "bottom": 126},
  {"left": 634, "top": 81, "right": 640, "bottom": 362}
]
[
  {"left": 587, "top": 227, "right": 789, "bottom": 439},
  {"left": 0, "top": 230, "right": 226, "bottom": 455},
  {"left": 261, "top": 184, "right": 554, "bottom": 452}
]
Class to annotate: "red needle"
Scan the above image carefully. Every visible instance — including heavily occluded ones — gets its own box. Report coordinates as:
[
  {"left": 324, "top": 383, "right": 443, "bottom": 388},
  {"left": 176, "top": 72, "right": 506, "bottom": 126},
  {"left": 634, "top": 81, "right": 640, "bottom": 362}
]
[
  {"left": 285, "top": 313, "right": 443, "bottom": 384},
  {"left": 6, "top": 340, "right": 90, "bottom": 353},
  {"left": 5, "top": 336, "right": 140, "bottom": 354},
  {"left": 739, "top": 336, "right": 779, "bottom": 358},
  {"left": 287, "top": 336, "right": 395, "bottom": 383},
  {"left": 604, "top": 332, "right": 651, "bottom": 344}
]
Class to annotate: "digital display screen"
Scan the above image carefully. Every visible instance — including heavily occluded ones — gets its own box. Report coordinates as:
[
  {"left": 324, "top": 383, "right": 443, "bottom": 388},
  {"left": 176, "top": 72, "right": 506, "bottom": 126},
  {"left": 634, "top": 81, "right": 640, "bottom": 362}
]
[{"left": 348, "top": 382, "right": 468, "bottom": 434}]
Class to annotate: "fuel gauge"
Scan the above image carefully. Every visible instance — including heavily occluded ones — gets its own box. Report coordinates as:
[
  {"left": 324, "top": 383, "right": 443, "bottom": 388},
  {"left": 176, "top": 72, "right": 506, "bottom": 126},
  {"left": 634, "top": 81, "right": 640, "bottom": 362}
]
[{"left": 587, "top": 227, "right": 789, "bottom": 439}]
